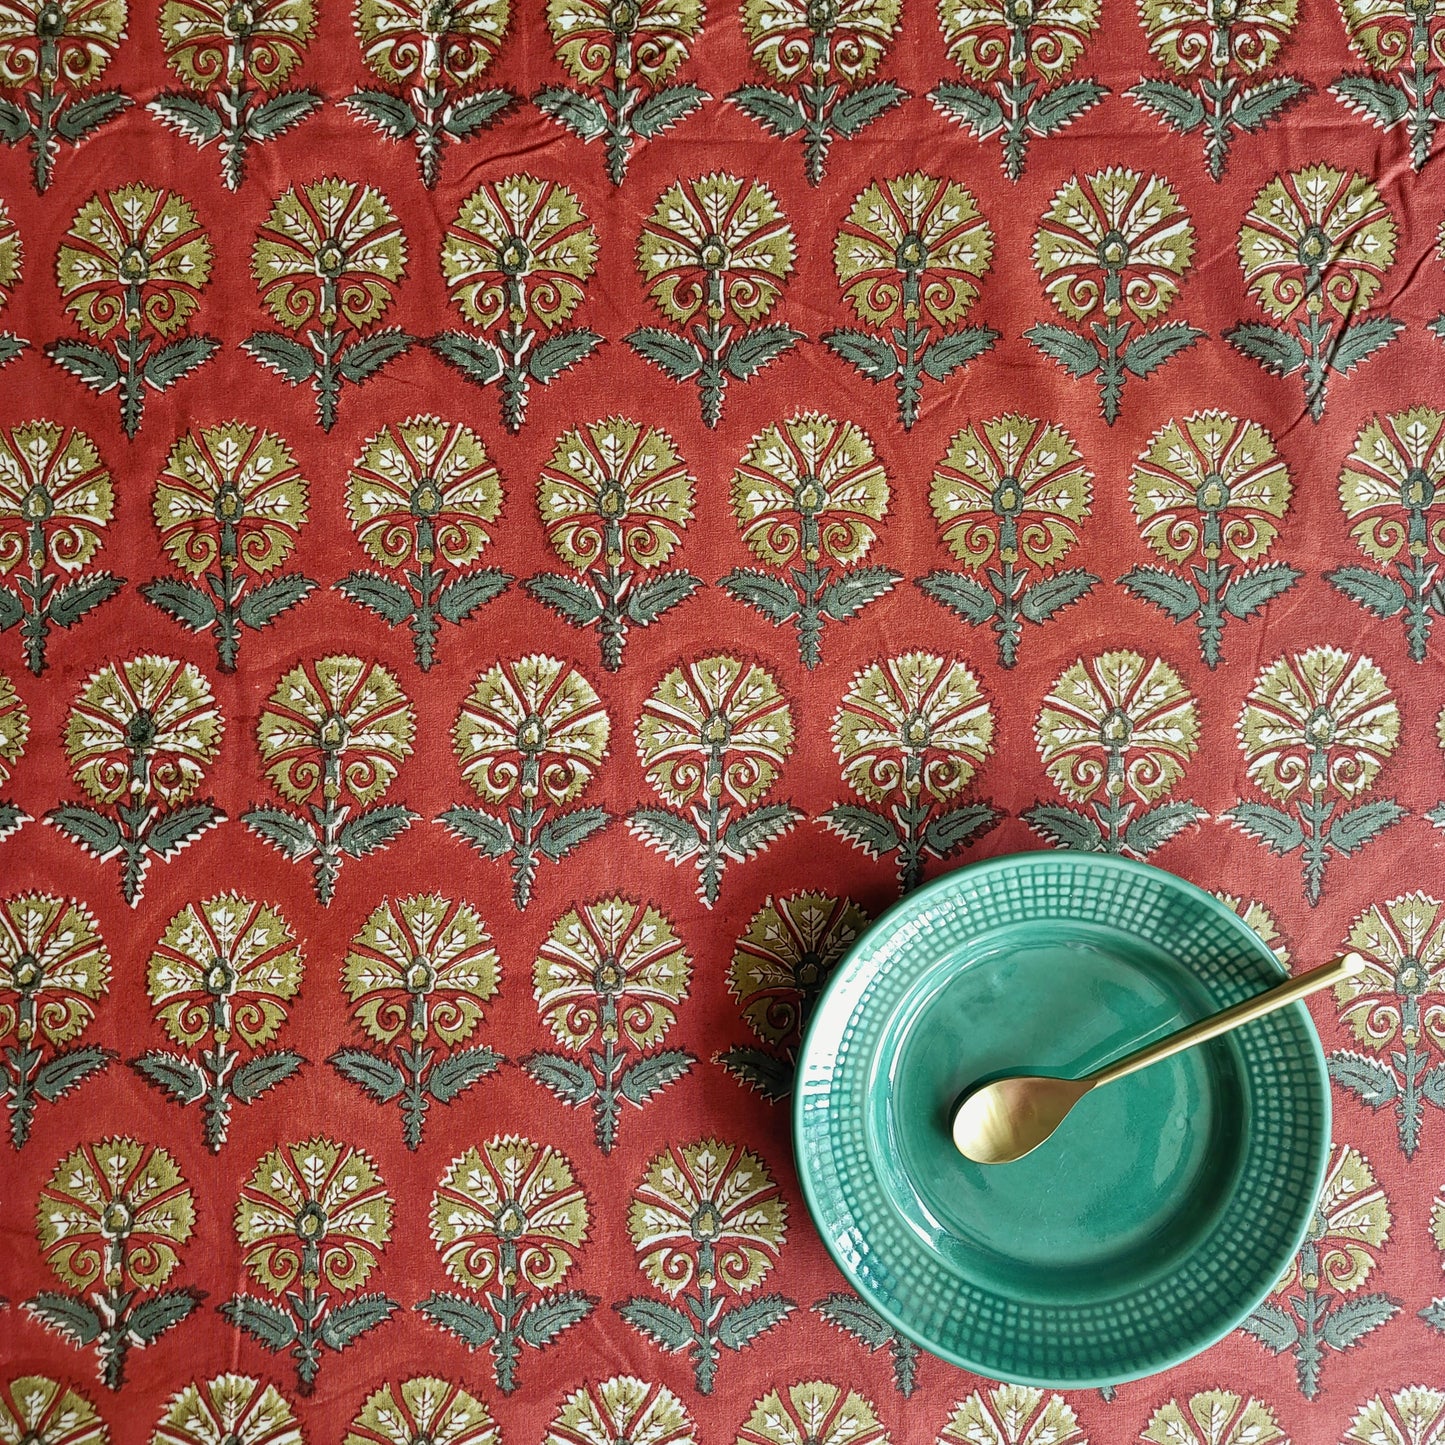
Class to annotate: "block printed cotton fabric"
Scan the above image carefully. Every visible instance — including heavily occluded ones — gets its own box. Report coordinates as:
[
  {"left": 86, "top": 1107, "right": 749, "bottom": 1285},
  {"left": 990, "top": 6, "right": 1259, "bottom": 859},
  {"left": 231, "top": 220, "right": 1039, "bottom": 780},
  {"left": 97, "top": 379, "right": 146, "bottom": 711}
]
[{"left": 1, "top": 0, "right": 1445, "bottom": 1439}]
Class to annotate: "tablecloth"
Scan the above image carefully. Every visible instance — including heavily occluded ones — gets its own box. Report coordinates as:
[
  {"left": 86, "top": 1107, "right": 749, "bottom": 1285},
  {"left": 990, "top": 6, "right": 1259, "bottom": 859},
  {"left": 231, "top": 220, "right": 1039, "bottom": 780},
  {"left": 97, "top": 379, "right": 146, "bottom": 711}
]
[{"left": 1, "top": 0, "right": 1444, "bottom": 1439}]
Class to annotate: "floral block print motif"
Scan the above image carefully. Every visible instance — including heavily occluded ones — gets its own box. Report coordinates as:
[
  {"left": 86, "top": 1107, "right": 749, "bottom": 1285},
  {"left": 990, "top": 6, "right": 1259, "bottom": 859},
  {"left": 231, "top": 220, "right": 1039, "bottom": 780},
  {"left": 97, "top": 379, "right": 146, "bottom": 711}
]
[
  {"left": 1140, "top": 1390, "right": 1286, "bottom": 1445},
  {"left": 1120, "top": 412, "right": 1299, "bottom": 668},
  {"left": 244, "top": 179, "right": 413, "bottom": 432},
  {"left": 1027, "top": 168, "right": 1202, "bottom": 423},
  {"left": 1341, "top": 1387, "right": 1445, "bottom": 1445},
  {"left": 336, "top": 417, "right": 510, "bottom": 671},
  {"left": 937, "top": 1385, "right": 1085, "bottom": 1445},
  {"left": 917, "top": 415, "right": 1096, "bottom": 668},
  {"left": 416, "top": 1136, "right": 595, "bottom": 1393},
  {"left": 720, "top": 413, "right": 900, "bottom": 668},
  {"left": 538, "top": 0, "right": 708, "bottom": 183},
  {"left": 825, "top": 175, "right": 998, "bottom": 428},
  {"left": 25, "top": 1138, "right": 200, "bottom": 1389},
  {"left": 1223, "top": 646, "right": 1403, "bottom": 904},
  {"left": 345, "top": 1378, "right": 497, "bottom": 1445},
  {"left": 1025, "top": 650, "right": 1204, "bottom": 857},
  {"left": 152, "top": 1374, "right": 303, "bottom": 1445},
  {"left": 1227, "top": 165, "right": 1401, "bottom": 421},
  {"left": 735, "top": 1381, "right": 889, "bottom": 1445},
  {"left": 717, "top": 892, "right": 869, "bottom": 1101},
  {"left": 1428, "top": 1194, "right": 1445, "bottom": 1338},
  {"left": 0, "top": 671, "right": 27, "bottom": 838},
  {"left": 0, "top": 1378, "right": 107, "bottom": 1445},
  {"left": 824, "top": 653, "right": 999, "bottom": 892},
  {"left": 0, "top": 421, "right": 121, "bottom": 676},
  {"left": 524, "top": 896, "right": 694, "bottom": 1152},
  {"left": 130, "top": 894, "right": 305, "bottom": 1152},
  {"left": 49, "top": 186, "right": 218, "bottom": 438},
  {"left": 0, "top": 0, "right": 129, "bottom": 191},
  {"left": 46, "top": 656, "right": 225, "bottom": 906},
  {"left": 730, "top": 0, "right": 904, "bottom": 185},
  {"left": 329, "top": 895, "right": 502, "bottom": 1149},
  {"left": 143, "top": 422, "right": 314, "bottom": 672},
  {"left": 1334, "top": 0, "right": 1445, "bottom": 169},
  {"left": 244, "top": 655, "right": 416, "bottom": 905},
  {"left": 0, "top": 199, "right": 26, "bottom": 367},
  {"left": 541, "top": 1376, "right": 696, "bottom": 1445},
  {"left": 630, "top": 655, "right": 800, "bottom": 907},
  {"left": 346, "top": 0, "right": 514, "bottom": 187},
  {"left": 434, "top": 175, "right": 600, "bottom": 432},
  {"left": 812, "top": 1293, "right": 923, "bottom": 1397},
  {"left": 1329, "top": 893, "right": 1445, "bottom": 1157},
  {"left": 151, "top": 0, "right": 320, "bottom": 189},
  {"left": 1130, "top": 0, "right": 1307, "bottom": 178},
  {"left": 526, "top": 416, "right": 700, "bottom": 671},
  {"left": 221, "top": 1138, "right": 397, "bottom": 1395},
  {"left": 1242, "top": 1143, "right": 1398, "bottom": 1398},
  {"left": 931, "top": 0, "right": 1104, "bottom": 179},
  {"left": 617, "top": 1138, "right": 792, "bottom": 1394},
  {"left": 627, "top": 174, "right": 802, "bottom": 427},
  {"left": 1328, "top": 407, "right": 1445, "bottom": 661},
  {"left": 0, "top": 894, "right": 111, "bottom": 1148},
  {"left": 440, "top": 655, "right": 610, "bottom": 908}
]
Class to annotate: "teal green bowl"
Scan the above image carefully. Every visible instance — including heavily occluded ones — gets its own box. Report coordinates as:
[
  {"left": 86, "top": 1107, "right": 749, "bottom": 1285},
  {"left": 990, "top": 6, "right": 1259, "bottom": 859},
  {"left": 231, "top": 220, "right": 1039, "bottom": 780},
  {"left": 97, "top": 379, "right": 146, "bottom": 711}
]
[{"left": 793, "top": 853, "right": 1330, "bottom": 1386}]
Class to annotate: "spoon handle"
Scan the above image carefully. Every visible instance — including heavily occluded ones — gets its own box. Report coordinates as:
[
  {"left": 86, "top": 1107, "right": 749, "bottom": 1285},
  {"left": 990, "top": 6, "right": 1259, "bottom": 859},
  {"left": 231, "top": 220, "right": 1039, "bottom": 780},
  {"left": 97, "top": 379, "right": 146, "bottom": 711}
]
[{"left": 1088, "top": 953, "right": 1363, "bottom": 1089}]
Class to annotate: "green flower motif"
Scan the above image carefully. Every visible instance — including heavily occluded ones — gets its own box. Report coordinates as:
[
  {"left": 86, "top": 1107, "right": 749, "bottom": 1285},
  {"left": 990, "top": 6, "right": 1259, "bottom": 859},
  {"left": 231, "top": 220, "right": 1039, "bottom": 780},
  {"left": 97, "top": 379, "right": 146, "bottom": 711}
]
[
  {"left": 0, "top": 893, "right": 107, "bottom": 1049},
  {"left": 159, "top": 0, "right": 313, "bottom": 88},
  {"left": 343, "top": 894, "right": 498, "bottom": 1047},
  {"left": 1339, "top": 406, "right": 1445, "bottom": 563},
  {"left": 835, "top": 173, "right": 992, "bottom": 327},
  {"left": 345, "top": 1379, "right": 498, "bottom": 1445},
  {"left": 146, "top": 894, "right": 301, "bottom": 1050},
  {"left": 0, "top": 0, "right": 126, "bottom": 87},
  {"left": 152, "top": 1375, "right": 303, "bottom": 1445},
  {"left": 1138, "top": 0, "right": 1297, "bottom": 73},
  {"left": 939, "top": 0, "right": 1100, "bottom": 80},
  {"left": 0, "top": 1378, "right": 107, "bottom": 1445},
  {"left": 638, "top": 173, "right": 793, "bottom": 325},
  {"left": 1141, "top": 1391, "right": 1284, "bottom": 1445},
  {"left": 938, "top": 1386, "right": 1084, "bottom": 1445},
  {"left": 1342, "top": 1388, "right": 1445, "bottom": 1445},
  {"left": 543, "top": 1376, "right": 695, "bottom": 1445},
  {"left": 252, "top": 177, "right": 406, "bottom": 332},
  {"left": 548, "top": 0, "right": 702, "bottom": 84},
  {"left": 742, "top": 0, "right": 899, "bottom": 82},
  {"left": 735, "top": 1382, "right": 888, "bottom": 1445},
  {"left": 235, "top": 1137, "right": 391, "bottom": 1295},
  {"left": 357, "top": 0, "right": 509, "bottom": 85}
]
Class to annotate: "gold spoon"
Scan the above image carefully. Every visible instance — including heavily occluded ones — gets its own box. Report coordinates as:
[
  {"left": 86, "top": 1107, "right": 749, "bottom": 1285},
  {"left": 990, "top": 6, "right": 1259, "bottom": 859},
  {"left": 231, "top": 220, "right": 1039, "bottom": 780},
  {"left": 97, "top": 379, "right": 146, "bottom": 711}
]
[{"left": 950, "top": 953, "right": 1363, "bottom": 1165}]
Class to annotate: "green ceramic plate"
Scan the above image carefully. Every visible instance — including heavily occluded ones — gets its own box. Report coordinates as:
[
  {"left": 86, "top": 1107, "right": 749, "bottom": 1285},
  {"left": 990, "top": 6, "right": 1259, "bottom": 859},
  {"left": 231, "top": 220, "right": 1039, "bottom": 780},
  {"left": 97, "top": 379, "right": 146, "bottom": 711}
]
[{"left": 794, "top": 853, "right": 1330, "bottom": 1386}]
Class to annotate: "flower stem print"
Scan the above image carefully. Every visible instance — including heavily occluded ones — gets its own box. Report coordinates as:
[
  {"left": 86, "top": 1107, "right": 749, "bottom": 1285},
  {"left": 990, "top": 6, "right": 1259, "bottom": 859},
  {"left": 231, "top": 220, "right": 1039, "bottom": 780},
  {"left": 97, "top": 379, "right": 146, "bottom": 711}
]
[
  {"left": 0, "top": 1378, "right": 108, "bottom": 1445},
  {"left": 337, "top": 417, "right": 509, "bottom": 670},
  {"left": 628, "top": 174, "right": 801, "bottom": 427},
  {"left": 525, "top": 897, "right": 694, "bottom": 1151},
  {"left": 221, "top": 1138, "right": 397, "bottom": 1395},
  {"left": 1241, "top": 1145, "right": 1398, "bottom": 1397},
  {"left": 46, "top": 656, "right": 225, "bottom": 906},
  {"left": 0, "top": 422, "right": 122, "bottom": 676},
  {"left": 813, "top": 1294, "right": 922, "bottom": 1396},
  {"left": 538, "top": 0, "right": 708, "bottom": 183},
  {"left": 1224, "top": 647, "right": 1403, "bottom": 904},
  {"left": 244, "top": 655, "right": 417, "bottom": 905},
  {"left": 330, "top": 895, "right": 502, "bottom": 1149},
  {"left": 244, "top": 179, "right": 413, "bottom": 431},
  {"left": 0, "top": 0, "right": 130, "bottom": 191},
  {"left": 1121, "top": 412, "right": 1298, "bottom": 667},
  {"left": 824, "top": 653, "right": 999, "bottom": 892},
  {"left": 440, "top": 656, "right": 610, "bottom": 908},
  {"left": 150, "top": 0, "right": 320, "bottom": 189},
  {"left": 1333, "top": 0, "right": 1445, "bottom": 168},
  {"left": 143, "top": 423, "right": 314, "bottom": 672},
  {"left": 25, "top": 1138, "right": 200, "bottom": 1388},
  {"left": 0, "top": 200, "right": 26, "bottom": 367},
  {"left": 154, "top": 1375, "right": 305, "bottom": 1445},
  {"left": 527, "top": 416, "right": 699, "bottom": 671},
  {"left": 825, "top": 174, "right": 997, "bottom": 427},
  {"left": 1025, "top": 651, "right": 1204, "bottom": 857},
  {"left": 1027, "top": 168, "right": 1202, "bottom": 423},
  {"left": 722, "top": 414, "right": 899, "bottom": 668},
  {"left": 718, "top": 893, "right": 869, "bottom": 1101},
  {"left": 730, "top": 0, "right": 904, "bottom": 184},
  {"left": 131, "top": 895, "right": 304, "bottom": 1152},
  {"left": 349, "top": 1379, "right": 499, "bottom": 1445},
  {"left": 618, "top": 1139, "right": 792, "bottom": 1394},
  {"left": 0, "top": 894, "right": 111, "bottom": 1148},
  {"left": 542, "top": 1376, "right": 697, "bottom": 1445},
  {"left": 1227, "top": 166, "right": 1402, "bottom": 421},
  {"left": 1141, "top": 1391, "right": 1287, "bottom": 1445},
  {"left": 49, "top": 186, "right": 218, "bottom": 438},
  {"left": 346, "top": 0, "right": 514, "bottom": 188},
  {"left": 736, "top": 1381, "right": 889, "bottom": 1445},
  {"left": 434, "top": 175, "right": 600, "bottom": 431},
  {"left": 1328, "top": 893, "right": 1445, "bottom": 1157},
  {"left": 1328, "top": 408, "right": 1445, "bottom": 661},
  {"left": 917, "top": 415, "right": 1096, "bottom": 668},
  {"left": 417, "top": 1137, "right": 595, "bottom": 1393},
  {"left": 631, "top": 655, "right": 801, "bottom": 906},
  {"left": 930, "top": 0, "right": 1104, "bottom": 178},
  {"left": 1130, "top": 0, "right": 1307, "bottom": 178}
]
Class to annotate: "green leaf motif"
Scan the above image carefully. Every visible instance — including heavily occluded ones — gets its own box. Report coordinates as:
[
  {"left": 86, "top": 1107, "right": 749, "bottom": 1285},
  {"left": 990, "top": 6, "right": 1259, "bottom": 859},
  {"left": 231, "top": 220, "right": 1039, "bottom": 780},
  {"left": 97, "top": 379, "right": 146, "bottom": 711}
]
[
  {"left": 626, "top": 327, "right": 701, "bottom": 381},
  {"left": 918, "top": 571, "right": 997, "bottom": 625},
  {"left": 721, "top": 569, "right": 800, "bottom": 624},
  {"left": 338, "top": 805, "right": 416, "bottom": 858},
  {"left": 629, "top": 807, "right": 701, "bottom": 863},
  {"left": 1025, "top": 323, "right": 1100, "bottom": 378},
  {"left": 716, "top": 1045, "right": 793, "bottom": 1100},
  {"left": 816, "top": 1293, "right": 891, "bottom": 1349},
  {"left": 318, "top": 1294, "right": 397, "bottom": 1350},
  {"left": 145, "top": 335, "right": 219, "bottom": 390},
  {"left": 1226, "top": 322, "right": 1306, "bottom": 375},
  {"left": 1331, "top": 315, "right": 1403, "bottom": 373},
  {"left": 1123, "top": 322, "right": 1202, "bottom": 377},
  {"left": 329, "top": 1048, "right": 406, "bottom": 1103},
  {"left": 243, "top": 332, "right": 317, "bottom": 385},
  {"left": 427, "top": 1046, "right": 502, "bottom": 1102},
  {"left": 923, "top": 802, "right": 1000, "bottom": 856},
  {"left": 1222, "top": 562, "right": 1302, "bottom": 618},
  {"left": 48, "top": 340, "right": 121, "bottom": 393},
  {"left": 1026, "top": 79, "right": 1106, "bottom": 136},
  {"left": 1129, "top": 78, "right": 1205, "bottom": 131},
  {"left": 726, "top": 324, "right": 802, "bottom": 380},
  {"left": 1240, "top": 1300, "right": 1299, "bottom": 1352},
  {"left": 149, "top": 92, "right": 224, "bottom": 144},
  {"left": 534, "top": 86, "right": 608, "bottom": 140},
  {"left": 26, "top": 1293, "right": 103, "bottom": 1346},
  {"left": 246, "top": 89, "right": 321, "bottom": 141},
  {"left": 337, "top": 571, "right": 414, "bottom": 625},
  {"left": 823, "top": 327, "right": 898, "bottom": 381},
  {"left": 338, "top": 330, "right": 412, "bottom": 383},
  {"left": 33, "top": 1046, "right": 111, "bottom": 1103},
  {"left": 231, "top": 1050, "right": 304, "bottom": 1103},
  {"left": 0, "top": 97, "right": 31, "bottom": 142},
  {"left": 831, "top": 82, "right": 905, "bottom": 136},
  {"left": 144, "top": 577, "right": 218, "bottom": 630},
  {"left": 717, "top": 1294, "right": 794, "bottom": 1350},
  {"left": 46, "top": 805, "right": 122, "bottom": 858},
  {"left": 1119, "top": 565, "right": 1200, "bottom": 621},
  {"left": 243, "top": 806, "right": 317, "bottom": 859},
  {"left": 536, "top": 807, "right": 609, "bottom": 862},
  {"left": 344, "top": 89, "right": 418, "bottom": 137},
  {"left": 126, "top": 1289, "right": 201, "bottom": 1345},
  {"left": 0, "top": 333, "right": 24, "bottom": 368},
  {"left": 920, "top": 326, "right": 997, "bottom": 380},
  {"left": 443, "top": 89, "right": 513, "bottom": 138},
  {"left": 722, "top": 803, "right": 800, "bottom": 859},
  {"left": 633, "top": 84, "right": 709, "bottom": 138},
  {"left": 1321, "top": 1295, "right": 1399, "bottom": 1350},
  {"left": 729, "top": 85, "right": 806, "bottom": 137},
  {"left": 1332, "top": 74, "right": 1409, "bottom": 126},
  {"left": 437, "top": 569, "right": 511, "bottom": 623},
  {"left": 147, "top": 802, "right": 223, "bottom": 859},
  {"left": 0, "top": 800, "right": 26, "bottom": 840},
  {"left": 1420, "top": 1297, "right": 1445, "bottom": 1334},
  {"left": 432, "top": 331, "right": 504, "bottom": 386},
  {"left": 618, "top": 1049, "right": 693, "bottom": 1105},
  {"left": 1226, "top": 801, "right": 1304, "bottom": 853},
  {"left": 132, "top": 1052, "right": 207, "bottom": 1105},
  {"left": 1329, "top": 1050, "right": 1399, "bottom": 1108},
  {"left": 519, "top": 1291, "right": 595, "bottom": 1348},
  {"left": 219, "top": 1295, "right": 297, "bottom": 1350},
  {"left": 0, "top": 589, "right": 22, "bottom": 630},
  {"left": 54, "top": 90, "right": 129, "bottom": 140},
  {"left": 524, "top": 1052, "right": 597, "bottom": 1105},
  {"left": 1328, "top": 798, "right": 1404, "bottom": 854},
  {"left": 238, "top": 574, "right": 315, "bottom": 629},
  {"left": 48, "top": 573, "right": 123, "bottom": 629},
  {"left": 822, "top": 803, "right": 901, "bottom": 857},
  {"left": 616, "top": 1297, "right": 694, "bottom": 1350},
  {"left": 415, "top": 1293, "right": 497, "bottom": 1348},
  {"left": 930, "top": 81, "right": 1004, "bottom": 137},
  {"left": 1019, "top": 569, "right": 1097, "bottom": 623},
  {"left": 529, "top": 329, "right": 601, "bottom": 384},
  {"left": 1122, "top": 800, "right": 1204, "bottom": 857},
  {"left": 440, "top": 806, "right": 513, "bottom": 859},
  {"left": 527, "top": 573, "right": 604, "bottom": 626},
  {"left": 627, "top": 570, "right": 700, "bottom": 625},
  {"left": 818, "top": 566, "right": 900, "bottom": 621},
  {"left": 1232, "top": 76, "right": 1308, "bottom": 131},
  {"left": 1023, "top": 803, "right": 1104, "bottom": 851}
]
